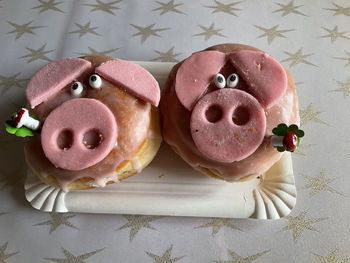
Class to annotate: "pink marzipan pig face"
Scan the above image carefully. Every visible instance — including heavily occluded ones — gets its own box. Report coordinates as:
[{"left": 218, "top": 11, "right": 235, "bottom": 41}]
[
  {"left": 175, "top": 50, "right": 287, "bottom": 163},
  {"left": 26, "top": 57, "right": 160, "bottom": 171}
]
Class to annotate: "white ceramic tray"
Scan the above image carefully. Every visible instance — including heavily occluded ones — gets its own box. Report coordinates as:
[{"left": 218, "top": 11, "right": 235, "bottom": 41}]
[{"left": 24, "top": 61, "right": 297, "bottom": 219}]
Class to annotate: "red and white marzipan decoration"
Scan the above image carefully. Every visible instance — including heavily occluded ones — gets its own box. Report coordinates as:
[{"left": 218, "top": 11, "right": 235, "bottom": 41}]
[{"left": 13, "top": 108, "right": 40, "bottom": 130}]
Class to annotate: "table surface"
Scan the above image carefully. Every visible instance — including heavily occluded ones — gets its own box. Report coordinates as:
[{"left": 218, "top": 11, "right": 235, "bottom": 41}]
[{"left": 0, "top": 0, "right": 349, "bottom": 262}]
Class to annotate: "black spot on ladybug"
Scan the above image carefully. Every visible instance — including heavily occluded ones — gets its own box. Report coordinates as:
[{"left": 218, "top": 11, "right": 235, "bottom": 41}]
[{"left": 195, "top": 129, "right": 199, "bottom": 132}]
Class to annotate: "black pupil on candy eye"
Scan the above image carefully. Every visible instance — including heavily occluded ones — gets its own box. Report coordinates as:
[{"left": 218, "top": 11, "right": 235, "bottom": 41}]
[
  {"left": 72, "top": 83, "right": 79, "bottom": 90},
  {"left": 91, "top": 75, "right": 97, "bottom": 82},
  {"left": 230, "top": 75, "right": 236, "bottom": 81},
  {"left": 217, "top": 76, "right": 223, "bottom": 83}
]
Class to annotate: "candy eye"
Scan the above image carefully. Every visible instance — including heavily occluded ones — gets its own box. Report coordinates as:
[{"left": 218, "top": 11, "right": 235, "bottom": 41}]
[
  {"left": 71, "top": 81, "right": 83, "bottom": 96},
  {"left": 227, "top": 73, "right": 239, "bottom": 88},
  {"left": 89, "top": 74, "right": 102, "bottom": 89},
  {"left": 214, "top": 73, "right": 226, "bottom": 89}
]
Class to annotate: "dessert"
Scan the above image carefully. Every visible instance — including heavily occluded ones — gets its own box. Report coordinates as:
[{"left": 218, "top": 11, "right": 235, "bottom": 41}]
[
  {"left": 6, "top": 56, "right": 162, "bottom": 192},
  {"left": 160, "top": 43, "right": 303, "bottom": 182}
]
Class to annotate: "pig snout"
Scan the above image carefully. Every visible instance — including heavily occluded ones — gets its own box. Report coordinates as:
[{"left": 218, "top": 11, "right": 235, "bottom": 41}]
[
  {"left": 41, "top": 98, "right": 118, "bottom": 171},
  {"left": 190, "top": 89, "right": 266, "bottom": 163}
]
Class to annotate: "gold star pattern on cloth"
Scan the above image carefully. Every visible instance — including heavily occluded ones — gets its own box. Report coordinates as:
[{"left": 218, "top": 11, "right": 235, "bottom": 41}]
[
  {"left": 300, "top": 103, "right": 328, "bottom": 126},
  {"left": 254, "top": 24, "right": 294, "bottom": 44},
  {"left": 204, "top": 0, "right": 242, "bottom": 16},
  {"left": 331, "top": 78, "right": 350, "bottom": 98},
  {"left": 194, "top": 218, "right": 241, "bottom": 237},
  {"left": 320, "top": 26, "right": 349, "bottom": 43},
  {"left": 281, "top": 48, "right": 317, "bottom": 68},
  {"left": 32, "top": 0, "right": 64, "bottom": 13},
  {"left": 313, "top": 248, "right": 349, "bottom": 263},
  {"left": 76, "top": 47, "right": 119, "bottom": 56},
  {"left": 153, "top": 0, "right": 185, "bottom": 15},
  {"left": 116, "top": 215, "right": 163, "bottom": 242},
  {"left": 0, "top": 73, "right": 27, "bottom": 95},
  {"left": 214, "top": 249, "right": 270, "bottom": 263},
  {"left": 152, "top": 47, "right": 182, "bottom": 62},
  {"left": 146, "top": 245, "right": 185, "bottom": 263},
  {"left": 34, "top": 213, "right": 79, "bottom": 234},
  {"left": 335, "top": 51, "right": 350, "bottom": 67},
  {"left": 282, "top": 210, "right": 327, "bottom": 242},
  {"left": 44, "top": 247, "right": 104, "bottom": 263},
  {"left": 193, "top": 23, "right": 225, "bottom": 41},
  {"left": 7, "top": 21, "right": 45, "bottom": 40},
  {"left": 69, "top": 21, "right": 100, "bottom": 38},
  {"left": 85, "top": 0, "right": 121, "bottom": 15},
  {"left": 324, "top": 3, "right": 350, "bottom": 17},
  {"left": 0, "top": 242, "right": 18, "bottom": 263},
  {"left": 131, "top": 23, "right": 169, "bottom": 44},
  {"left": 273, "top": 0, "right": 307, "bottom": 17},
  {"left": 302, "top": 170, "right": 343, "bottom": 197},
  {"left": 19, "top": 44, "right": 54, "bottom": 63},
  {"left": 0, "top": 169, "right": 24, "bottom": 190},
  {"left": 294, "top": 143, "right": 312, "bottom": 156}
]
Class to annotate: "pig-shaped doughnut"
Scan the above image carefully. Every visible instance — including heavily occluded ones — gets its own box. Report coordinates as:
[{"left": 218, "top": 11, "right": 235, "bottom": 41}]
[
  {"left": 24, "top": 56, "right": 162, "bottom": 191},
  {"left": 160, "top": 44, "right": 300, "bottom": 182}
]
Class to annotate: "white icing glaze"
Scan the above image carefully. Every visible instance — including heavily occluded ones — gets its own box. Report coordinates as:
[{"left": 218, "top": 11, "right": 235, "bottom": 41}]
[
  {"left": 94, "top": 177, "right": 107, "bottom": 187},
  {"left": 131, "top": 156, "right": 142, "bottom": 173},
  {"left": 87, "top": 173, "right": 120, "bottom": 187}
]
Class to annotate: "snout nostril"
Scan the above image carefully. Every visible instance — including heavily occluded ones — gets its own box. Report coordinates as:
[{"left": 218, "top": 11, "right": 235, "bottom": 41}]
[
  {"left": 232, "top": 106, "right": 250, "bottom": 125},
  {"left": 57, "top": 129, "right": 74, "bottom": 150},
  {"left": 83, "top": 129, "right": 103, "bottom": 149},
  {"left": 205, "top": 105, "right": 223, "bottom": 123}
]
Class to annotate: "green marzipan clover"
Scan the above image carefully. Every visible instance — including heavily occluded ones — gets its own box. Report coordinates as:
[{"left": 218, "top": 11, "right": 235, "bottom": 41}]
[
  {"left": 272, "top": 123, "right": 304, "bottom": 138},
  {"left": 276, "top": 146, "right": 285, "bottom": 152},
  {"left": 4, "top": 113, "right": 39, "bottom": 138},
  {"left": 272, "top": 123, "right": 304, "bottom": 152},
  {"left": 5, "top": 120, "right": 34, "bottom": 137}
]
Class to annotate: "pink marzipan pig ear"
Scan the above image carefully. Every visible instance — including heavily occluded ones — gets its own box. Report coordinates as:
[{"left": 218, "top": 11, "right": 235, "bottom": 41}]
[
  {"left": 95, "top": 59, "right": 160, "bottom": 106},
  {"left": 26, "top": 58, "right": 92, "bottom": 108},
  {"left": 228, "top": 50, "right": 287, "bottom": 109},
  {"left": 175, "top": 50, "right": 226, "bottom": 111}
]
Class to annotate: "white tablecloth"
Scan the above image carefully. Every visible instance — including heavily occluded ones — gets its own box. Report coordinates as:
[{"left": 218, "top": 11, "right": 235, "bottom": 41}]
[{"left": 0, "top": 0, "right": 349, "bottom": 262}]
